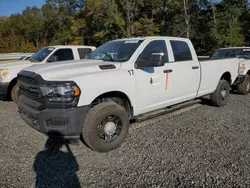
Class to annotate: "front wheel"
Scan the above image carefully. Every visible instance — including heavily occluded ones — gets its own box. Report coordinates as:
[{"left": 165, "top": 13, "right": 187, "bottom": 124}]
[
  {"left": 82, "top": 102, "right": 129, "bottom": 152},
  {"left": 210, "top": 80, "right": 230, "bottom": 107},
  {"left": 237, "top": 75, "right": 250, "bottom": 95}
]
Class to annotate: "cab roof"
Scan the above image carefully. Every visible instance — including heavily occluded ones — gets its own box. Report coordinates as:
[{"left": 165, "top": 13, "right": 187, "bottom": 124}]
[
  {"left": 47, "top": 45, "right": 96, "bottom": 49},
  {"left": 114, "top": 36, "right": 190, "bottom": 41},
  {"left": 218, "top": 47, "right": 250, "bottom": 50}
]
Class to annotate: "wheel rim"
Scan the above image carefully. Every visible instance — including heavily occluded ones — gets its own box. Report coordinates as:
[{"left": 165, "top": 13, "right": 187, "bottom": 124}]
[
  {"left": 221, "top": 86, "right": 228, "bottom": 100},
  {"left": 97, "top": 115, "right": 122, "bottom": 143}
]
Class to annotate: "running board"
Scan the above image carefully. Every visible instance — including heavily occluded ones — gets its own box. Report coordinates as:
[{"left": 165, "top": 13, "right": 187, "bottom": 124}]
[{"left": 135, "top": 99, "right": 202, "bottom": 122}]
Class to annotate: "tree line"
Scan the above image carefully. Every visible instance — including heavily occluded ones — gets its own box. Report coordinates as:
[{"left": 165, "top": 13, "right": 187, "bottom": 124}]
[{"left": 0, "top": 0, "right": 249, "bottom": 55}]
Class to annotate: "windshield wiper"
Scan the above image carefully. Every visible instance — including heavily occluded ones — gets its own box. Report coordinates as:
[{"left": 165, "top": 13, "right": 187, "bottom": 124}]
[{"left": 100, "top": 52, "right": 114, "bottom": 62}]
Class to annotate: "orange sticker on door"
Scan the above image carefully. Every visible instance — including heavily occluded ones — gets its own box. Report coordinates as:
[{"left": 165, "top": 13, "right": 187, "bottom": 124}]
[{"left": 165, "top": 73, "right": 169, "bottom": 90}]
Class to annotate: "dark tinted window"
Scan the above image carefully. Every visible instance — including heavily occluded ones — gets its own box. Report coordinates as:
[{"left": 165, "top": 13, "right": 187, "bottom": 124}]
[
  {"left": 137, "top": 40, "right": 168, "bottom": 64},
  {"left": 78, "top": 48, "right": 92, "bottom": 59},
  {"left": 170, "top": 40, "right": 192, "bottom": 62},
  {"left": 49, "top": 49, "right": 74, "bottom": 62}
]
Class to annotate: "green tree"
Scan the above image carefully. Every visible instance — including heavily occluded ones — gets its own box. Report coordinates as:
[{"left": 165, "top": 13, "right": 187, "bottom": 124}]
[
  {"left": 210, "top": 0, "right": 245, "bottom": 49},
  {"left": 83, "top": 0, "right": 125, "bottom": 44}
]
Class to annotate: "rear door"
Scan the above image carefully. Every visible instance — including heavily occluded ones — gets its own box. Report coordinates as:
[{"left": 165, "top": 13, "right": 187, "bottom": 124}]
[{"left": 168, "top": 40, "right": 200, "bottom": 102}]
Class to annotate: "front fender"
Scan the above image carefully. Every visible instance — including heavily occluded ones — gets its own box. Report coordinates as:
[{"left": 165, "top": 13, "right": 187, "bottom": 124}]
[{"left": 73, "top": 70, "right": 138, "bottom": 111}]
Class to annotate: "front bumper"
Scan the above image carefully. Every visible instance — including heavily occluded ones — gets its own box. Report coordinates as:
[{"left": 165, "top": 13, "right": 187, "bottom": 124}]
[
  {"left": 18, "top": 96, "right": 89, "bottom": 139},
  {"left": 0, "top": 82, "right": 10, "bottom": 100},
  {"left": 233, "top": 75, "right": 246, "bottom": 85}
]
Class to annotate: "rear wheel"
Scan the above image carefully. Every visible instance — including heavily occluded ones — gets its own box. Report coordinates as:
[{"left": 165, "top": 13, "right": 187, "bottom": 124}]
[
  {"left": 82, "top": 102, "right": 129, "bottom": 152},
  {"left": 238, "top": 75, "right": 250, "bottom": 95},
  {"left": 210, "top": 80, "right": 230, "bottom": 107},
  {"left": 11, "top": 83, "right": 20, "bottom": 104}
]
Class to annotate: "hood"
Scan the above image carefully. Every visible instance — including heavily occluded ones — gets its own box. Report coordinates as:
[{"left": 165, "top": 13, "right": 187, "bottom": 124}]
[
  {"left": 238, "top": 58, "right": 250, "bottom": 64},
  {"left": 22, "top": 59, "right": 122, "bottom": 81},
  {"left": 0, "top": 60, "right": 32, "bottom": 69}
]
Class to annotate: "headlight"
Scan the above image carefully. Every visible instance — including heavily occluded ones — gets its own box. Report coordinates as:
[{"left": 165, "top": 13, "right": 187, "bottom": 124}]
[
  {"left": 238, "top": 64, "right": 246, "bottom": 74},
  {"left": 40, "top": 85, "right": 80, "bottom": 102},
  {"left": 0, "top": 69, "right": 9, "bottom": 78}
]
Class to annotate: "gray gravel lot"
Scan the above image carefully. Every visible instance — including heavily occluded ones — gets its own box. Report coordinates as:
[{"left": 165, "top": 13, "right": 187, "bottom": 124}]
[{"left": 1, "top": 94, "right": 250, "bottom": 187}]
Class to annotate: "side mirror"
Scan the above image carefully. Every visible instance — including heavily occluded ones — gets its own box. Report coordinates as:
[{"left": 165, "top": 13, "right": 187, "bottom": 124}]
[
  {"left": 47, "top": 55, "right": 58, "bottom": 63},
  {"left": 135, "top": 53, "right": 165, "bottom": 69}
]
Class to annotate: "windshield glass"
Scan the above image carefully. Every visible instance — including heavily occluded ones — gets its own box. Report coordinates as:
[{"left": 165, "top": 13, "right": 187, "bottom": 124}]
[
  {"left": 30, "top": 47, "right": 55, "bottom": 62},
  {"left": 211, "top": 48, "right": 250, "bottom": 59},
  {"left": 88, "top": 40, "right": 144, "bottom": 62}
]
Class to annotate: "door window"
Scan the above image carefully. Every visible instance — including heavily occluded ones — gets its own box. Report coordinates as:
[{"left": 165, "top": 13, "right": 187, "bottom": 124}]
[
  {"left": 170, "top": 40, "right": 193, "bottom": 62},
  {"left": 48, "top": 49, "right": 74, "bottom": 62},
  {"left": 136, "top": 40, "right": 168, "bottom": 66},
  {"left": 78, "top": 48, "right": 93, "bottom": 59}
]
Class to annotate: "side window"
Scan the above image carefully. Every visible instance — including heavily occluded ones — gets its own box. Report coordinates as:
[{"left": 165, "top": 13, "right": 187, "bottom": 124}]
[
  {"left": 136, "top": 40, "right": 168, "bottom": 64},
  {"left": 48, "top": 49, "right": 74, "bottom": 62},
  {"left": 78, "top": 48, "right": 92, "bottom": 59},
  {"left": 170, "top": 40, "right": 193, "bottom": 62}
]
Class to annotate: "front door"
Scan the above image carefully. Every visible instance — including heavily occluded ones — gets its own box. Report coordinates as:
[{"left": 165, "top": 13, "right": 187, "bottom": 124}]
[{"left": 134, "top": 40, "right": 175, "bottom": 114}]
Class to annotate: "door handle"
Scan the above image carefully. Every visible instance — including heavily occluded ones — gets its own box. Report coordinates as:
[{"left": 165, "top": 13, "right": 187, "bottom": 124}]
[
  {"left": 192, "top": 66, "right": 199, "bottom": 69},
  {"left": 163, "top": 69, "right": 173, "bottom": 73}
]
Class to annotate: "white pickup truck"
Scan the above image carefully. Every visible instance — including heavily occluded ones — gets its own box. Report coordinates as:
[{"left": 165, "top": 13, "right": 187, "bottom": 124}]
[
  {"left": 17, "top": 36, "right": 240, "bottom": 152},
  {"left": 211, "top": 47, "right": 250, "bottom": 95},
  {"left": 0, "top": 45, "right": 96, "bottom": 102}
]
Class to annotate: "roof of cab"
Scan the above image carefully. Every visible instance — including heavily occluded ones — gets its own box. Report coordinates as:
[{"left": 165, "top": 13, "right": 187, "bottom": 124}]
[
  {"left": 114, "top": 36, "right": 189, "bottom": 41},
  {"left": 47, "top": 45, "right": 96, "bottom": 49},
  {"left": 218, "top": 47, "right": 250, "bottom": 50}
]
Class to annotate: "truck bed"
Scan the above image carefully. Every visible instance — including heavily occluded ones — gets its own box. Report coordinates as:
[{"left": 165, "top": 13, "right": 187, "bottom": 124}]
[{"left": 197, "top": 58, "right": 239, "bottom": 97}]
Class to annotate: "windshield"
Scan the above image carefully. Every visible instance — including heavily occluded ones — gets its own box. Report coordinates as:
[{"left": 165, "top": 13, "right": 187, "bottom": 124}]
[
  {"left": 88, "top": 40, "right": 144, "bottom": 62},
  {"left": 211, "top": 48, "right": 250, "bottom": 59},
  {"left": 30, "top": 47, "right": 55, "bottom": 62}
]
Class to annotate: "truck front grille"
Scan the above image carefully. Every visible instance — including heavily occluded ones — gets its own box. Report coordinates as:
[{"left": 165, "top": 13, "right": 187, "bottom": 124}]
[
  {"left": 17, "top": 75, "right": 42, "bottom": 103},
  {"left": 18, "top": 75, "right": 36, "bottom": 86},
  {"left": 20, "top": 88, "right": 42, "bottom": 103}
]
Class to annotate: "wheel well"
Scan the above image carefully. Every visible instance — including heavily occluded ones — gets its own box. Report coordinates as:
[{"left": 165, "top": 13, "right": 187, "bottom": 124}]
[
  {"left": 7, "top": 78, "right": 17, "bottom": 100},
  {"left": 220, "top": 72, "right": 231, "bottom": 84},
  {"left": 91, "top": 91, "right": 134, "bottom": 119},
  {"left": 247, "top": 70, "right": 250, "bottom": 75}
]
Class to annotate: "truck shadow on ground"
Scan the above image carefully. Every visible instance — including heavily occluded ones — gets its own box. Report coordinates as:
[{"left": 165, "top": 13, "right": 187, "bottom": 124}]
[{"left": 33, "top": 133, "right": 81, "bottom": 188}]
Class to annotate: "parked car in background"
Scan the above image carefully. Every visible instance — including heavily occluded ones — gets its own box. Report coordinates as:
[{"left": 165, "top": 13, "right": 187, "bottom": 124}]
[
  {"left": 211, "top": 47, "right": 250, "bottom": 59},
  {"left": 17, "top": 36, "right": 240, "bottom": 152},
  {"left": 19, "top": 55, "right": 31, "bottom": 60},
  {"left": 211, "top": 47, "right": 250, "bottom": 95},
  {"left": 0, "top": 45, "right": 96, "bottom": 103}
]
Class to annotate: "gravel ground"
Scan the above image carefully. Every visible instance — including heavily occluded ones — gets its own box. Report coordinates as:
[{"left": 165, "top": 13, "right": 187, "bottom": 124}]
[{"left": 1, "top": 94, "right": 250, "bottom": 187}]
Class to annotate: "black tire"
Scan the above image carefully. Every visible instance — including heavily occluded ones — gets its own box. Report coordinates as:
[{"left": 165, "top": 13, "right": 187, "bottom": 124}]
[
  {"left": 11, "top": 83, "right": 20, "bottom": 104},
  {"left": 238, "top": 75, "right": 250, "bottom": 95},
  {"left": 210, "top": 80, "right": 230, "bottom": 107},
  {"left": 82, "top": 102, "right": 129, "bottom": 152}
]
